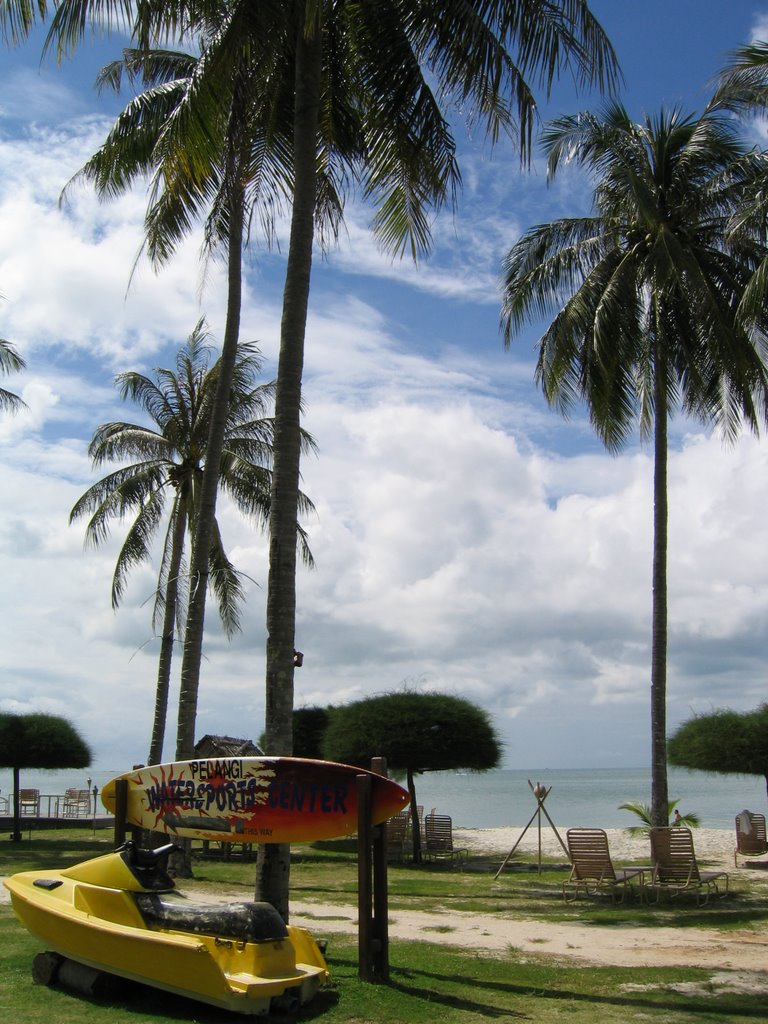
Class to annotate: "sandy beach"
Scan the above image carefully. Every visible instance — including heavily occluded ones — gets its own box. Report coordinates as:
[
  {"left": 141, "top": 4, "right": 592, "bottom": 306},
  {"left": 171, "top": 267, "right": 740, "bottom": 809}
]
[{"left": 453, "top": 824, "right": 738, "bottom": 866}]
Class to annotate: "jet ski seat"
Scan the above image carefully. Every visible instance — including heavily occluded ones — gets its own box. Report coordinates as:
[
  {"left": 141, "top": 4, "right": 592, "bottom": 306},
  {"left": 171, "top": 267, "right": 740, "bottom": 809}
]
[
  {"left": 134, "top": 892, "right": 289, "bottom": 944},
  {"left": 122, "top": 841, "right": 289, "bottom": 944}
]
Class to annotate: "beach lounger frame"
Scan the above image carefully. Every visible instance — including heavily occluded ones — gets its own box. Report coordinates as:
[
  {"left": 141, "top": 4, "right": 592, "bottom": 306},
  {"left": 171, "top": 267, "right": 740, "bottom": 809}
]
[
  {"left": 734, "top": 810, "right": 768, "bottom": 866},
  {"left": 385, "top": 807, "right": 424, "bottom": 862},
  {"left": 423, "top": 813, "right": 468, "bottom": 866},
  {"left": 63, "top": 789, "right": 92, "bottom": 817},
  {"left": 385, "top": 810, "right": 408, "bottom": 861},
  {"left": 649, "top": 827, "right": 729, "bottom": 906},
  {"left": 563, "top": 828, "right": 645, "bottom": 903}
]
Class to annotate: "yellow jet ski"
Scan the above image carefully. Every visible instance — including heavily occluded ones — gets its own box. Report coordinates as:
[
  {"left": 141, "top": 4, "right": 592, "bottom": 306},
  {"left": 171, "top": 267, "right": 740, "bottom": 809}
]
[{"left": 4, "top": 841, "right": 328, "bottom": 1015}]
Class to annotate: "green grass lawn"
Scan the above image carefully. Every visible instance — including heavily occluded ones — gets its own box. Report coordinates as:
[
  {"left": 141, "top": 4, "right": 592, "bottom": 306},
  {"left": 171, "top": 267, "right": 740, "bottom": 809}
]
[{"left": 2, "top": 830, "right": 767, "bottom": 1023}]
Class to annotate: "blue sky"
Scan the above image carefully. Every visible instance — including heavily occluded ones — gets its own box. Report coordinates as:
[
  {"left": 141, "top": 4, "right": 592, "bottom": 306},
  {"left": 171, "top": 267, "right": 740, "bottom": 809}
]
[{"left": 1, "top": 2, "right": 768, "bottom": 786}]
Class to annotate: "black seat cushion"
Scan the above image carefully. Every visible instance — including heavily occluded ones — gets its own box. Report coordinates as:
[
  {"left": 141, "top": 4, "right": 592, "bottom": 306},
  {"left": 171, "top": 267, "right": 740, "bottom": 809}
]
[{"left": 134, "top": 893, "right": 289, "bottom": 944}]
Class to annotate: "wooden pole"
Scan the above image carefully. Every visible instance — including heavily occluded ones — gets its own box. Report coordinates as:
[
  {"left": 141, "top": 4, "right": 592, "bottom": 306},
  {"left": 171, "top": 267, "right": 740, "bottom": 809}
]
[
  {"left": 356, "top": 773, "right": 373, "bottom": 981},
  {"left": 370, "top": 756, "right": 389, "bottom": 981},
  {"left": 356, "top": 758, "right": 391, "bottom": 982},
  {"left": 10, "top": 766, "right": 21, "bottom": 842}
]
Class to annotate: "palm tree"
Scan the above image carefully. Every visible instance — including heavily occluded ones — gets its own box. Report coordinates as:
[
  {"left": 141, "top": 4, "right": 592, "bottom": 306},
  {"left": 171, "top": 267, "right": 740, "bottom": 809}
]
[
  {"left": 64, "top": 28, "right": 300, "bottom": 770},
  {"left": 70, "top": 321, "right": 316, "bottom": 765},
  {"left": 1, "top": 0, "right": 620, "bottom": 917},
  {"left": 253, "top": 3, "right": 617, "bottom": 911},
  {"left": 501, "top": 102, "right": 768, "bottom": 827},
  {"left": 259, "top": 0, "right": 619, "bottom": 741},
  {"left": 0, "top": 337, "right": 26, "bottom": 413},
  {"left": 619, "top": 799, "right": 700, "bottom": 837}
]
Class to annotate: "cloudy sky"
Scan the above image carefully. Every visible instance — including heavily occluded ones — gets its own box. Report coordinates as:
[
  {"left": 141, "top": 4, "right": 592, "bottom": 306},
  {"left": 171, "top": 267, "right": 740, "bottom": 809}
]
[{"left": 2, "top": 2, "right": 768, "bottom": 785}]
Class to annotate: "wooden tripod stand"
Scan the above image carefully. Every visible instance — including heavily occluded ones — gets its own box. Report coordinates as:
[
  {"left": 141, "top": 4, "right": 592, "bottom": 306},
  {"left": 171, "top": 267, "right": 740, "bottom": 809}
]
[{"left": 494, "top": 779, "right": 569, "bottom": 877}]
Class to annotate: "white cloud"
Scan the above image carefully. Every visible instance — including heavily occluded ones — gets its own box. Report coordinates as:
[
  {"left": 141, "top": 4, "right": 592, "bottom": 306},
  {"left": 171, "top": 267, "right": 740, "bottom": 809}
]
[{"left": 0, "top": 120, "right": 225, "bottom": 367}]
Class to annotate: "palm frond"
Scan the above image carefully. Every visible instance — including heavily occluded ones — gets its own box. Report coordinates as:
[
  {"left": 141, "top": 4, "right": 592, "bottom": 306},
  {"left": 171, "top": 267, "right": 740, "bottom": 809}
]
[
  {"left": 709, "top": 41, "right": 768, "bottom": 116},
  {"left": 0, "top": 0, "right": 51, "bottom": 45},
  {"left": 505, "top": 100, "right": 768, "bottom": 456},
  {"left": 207, "top": 517, "right": 243, "bottom": 638},
  {"left": 619, "top": 799, "right": 700, "bottom": 836},
  {"left": 110, "top": 487, "right": 167, "bottom": 607},
  {"left": 0, "top": 338, "right": 27, "bottom": 412}
]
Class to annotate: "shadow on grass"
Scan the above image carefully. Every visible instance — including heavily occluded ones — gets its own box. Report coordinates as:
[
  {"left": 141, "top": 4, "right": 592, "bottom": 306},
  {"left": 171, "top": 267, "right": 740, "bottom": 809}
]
[
  {"left": 125, "top": 980, "right": 342, "bottom": 1021},
  {"left": 576, "top": 905, "right": 768, "bottom": 930},
  {"left": 378, "top": 959, "right": 768, "bottom": 1020},
  {"left": 0, "top": 835, "right": 108, "bottom": 874},
  {"left": 78, "top": 944, "right": 753, "bottom": 1024},
  {"left": 16, "top": 970, "right": 342, "bottom": 1023}
]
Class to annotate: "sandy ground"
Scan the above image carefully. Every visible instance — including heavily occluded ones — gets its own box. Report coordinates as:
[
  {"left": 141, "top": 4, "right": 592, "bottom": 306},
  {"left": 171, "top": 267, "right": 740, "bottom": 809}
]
[
  {"left": 3, "top": 826, "right": 768, "bottom": 979},
  {"left": 287, "top": 827, "right": 768, "bottom": 978},
  {"left": 454, "top": 824, "right": 737, "bottom": 869}
]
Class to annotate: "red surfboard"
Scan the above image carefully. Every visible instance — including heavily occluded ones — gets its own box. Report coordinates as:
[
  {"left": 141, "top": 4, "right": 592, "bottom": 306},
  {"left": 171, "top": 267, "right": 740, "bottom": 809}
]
[{"left": 100, "top": 757, "right": 409, "bottom": 844}]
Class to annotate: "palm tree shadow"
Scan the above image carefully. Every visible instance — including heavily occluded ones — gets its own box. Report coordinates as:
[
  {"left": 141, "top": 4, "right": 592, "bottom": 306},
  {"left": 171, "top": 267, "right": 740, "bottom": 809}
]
[
  {"left": 387, "top": 975, "right": 526, "bottom": 1018},
  {"left": 390, "top": 964, "right": 768, "bottom": 1019}
]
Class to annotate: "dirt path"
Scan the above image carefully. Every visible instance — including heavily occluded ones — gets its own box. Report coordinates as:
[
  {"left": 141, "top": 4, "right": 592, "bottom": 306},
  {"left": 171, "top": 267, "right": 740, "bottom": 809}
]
[{"left": 290, "top": 899, "right": 768, "bottom": 974}]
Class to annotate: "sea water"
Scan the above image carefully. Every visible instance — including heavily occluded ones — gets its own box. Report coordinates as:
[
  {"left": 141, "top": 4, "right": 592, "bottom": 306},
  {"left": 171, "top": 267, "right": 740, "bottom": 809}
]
[
  {"left": 2, "top": 765, "right": 765, "bottom": 830},
  {"left": 411, "top": 767, "right": 767, "bottom": 830}
]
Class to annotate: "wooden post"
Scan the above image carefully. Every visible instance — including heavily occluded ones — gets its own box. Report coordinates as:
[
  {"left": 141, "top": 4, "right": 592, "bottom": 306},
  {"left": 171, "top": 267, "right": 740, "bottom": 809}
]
[
  {"left": 356, "top": 773, "right": 374, "bottom": 981},
  {"left": 370, "top": 756, "right": 390, "bottom": 981},
  {"left": 357, "top": 758, "right": 390, "bottom": 983}
]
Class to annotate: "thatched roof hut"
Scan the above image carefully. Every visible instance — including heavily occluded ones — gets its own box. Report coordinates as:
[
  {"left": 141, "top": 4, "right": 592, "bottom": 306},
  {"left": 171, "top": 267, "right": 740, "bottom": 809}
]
[{"left": 193, "top": 734, "right": 264, "bottom": 758}]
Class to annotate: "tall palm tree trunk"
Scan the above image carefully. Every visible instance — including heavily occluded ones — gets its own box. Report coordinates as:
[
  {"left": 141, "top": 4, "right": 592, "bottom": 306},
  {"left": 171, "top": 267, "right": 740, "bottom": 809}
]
[
  {"left": 175, "top": 176, "right": 245, "bottom": 761},
  {"left": 650, "top": 332, "right": 670, "bottom": 827},
  {"left": 255, "top": 19, "right": 322, "bottom": 922},
  {"left": 148, "top": 502, "right": 187, "bottom": 765}
]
